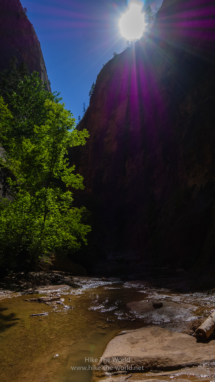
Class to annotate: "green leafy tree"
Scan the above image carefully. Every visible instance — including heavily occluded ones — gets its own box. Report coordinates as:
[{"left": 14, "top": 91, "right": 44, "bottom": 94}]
[
  {"left": 0, "top": 57, "right": 29, "bottom": 100},
  {"left": 0, "top": 56, "right": 51, "bottom": 103},
  {"left": 0, "top": 73, "right": 90, "bottom": 270}
]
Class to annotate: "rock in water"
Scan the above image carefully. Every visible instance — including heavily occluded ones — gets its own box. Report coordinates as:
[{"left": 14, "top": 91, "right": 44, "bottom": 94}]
[
  {"left": 127, "top": 300, "right": 196, "bottom": 326},
  {"left": 152, "top": 302, "right": 163, "bottom": 309},
  {"left": 97, "top": 327, "right": 215, "bottom": 373}
]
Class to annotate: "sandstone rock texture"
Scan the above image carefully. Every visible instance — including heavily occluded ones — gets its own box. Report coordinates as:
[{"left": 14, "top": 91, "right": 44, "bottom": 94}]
[
  {"left": 70, "top": 0, "right": 215, "bottom": 274},
  {"left": 0, "top": 0, "right": 51, "bottom": 91},
  {"left": 97, "top": 327, "right": 215, "bottom": 373}
]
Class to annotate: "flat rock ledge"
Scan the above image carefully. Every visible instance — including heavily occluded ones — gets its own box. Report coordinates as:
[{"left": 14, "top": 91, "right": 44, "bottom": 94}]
[{"left": 96, "top": 327, "right": 215, "bottom": 376}]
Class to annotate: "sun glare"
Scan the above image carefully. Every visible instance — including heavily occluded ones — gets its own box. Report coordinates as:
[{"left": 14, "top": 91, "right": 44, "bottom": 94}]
[{"left": 119, "top": 0, "right": 146, "bottom": 41}]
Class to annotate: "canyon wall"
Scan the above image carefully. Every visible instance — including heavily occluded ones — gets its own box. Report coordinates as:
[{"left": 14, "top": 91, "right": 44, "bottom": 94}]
[
  {"left": 0, "top": 0, "right": 50, "bottom": 91},
  {"left": 70, "top": 0, "right": 215, "bottom": 274}
]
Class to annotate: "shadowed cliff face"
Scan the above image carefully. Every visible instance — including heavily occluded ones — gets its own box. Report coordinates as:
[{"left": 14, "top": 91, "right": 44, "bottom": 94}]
[
  {"left": 70, "top": 0, "right": 215, "bottom": 273},
  {"left": 0, "top": 0, "right": 50, "bottom": 91}
]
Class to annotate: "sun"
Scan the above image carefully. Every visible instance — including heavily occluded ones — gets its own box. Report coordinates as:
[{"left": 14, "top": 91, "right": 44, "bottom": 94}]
[{"left": 119, "top": 0, "right": 146, "bottom": 41}]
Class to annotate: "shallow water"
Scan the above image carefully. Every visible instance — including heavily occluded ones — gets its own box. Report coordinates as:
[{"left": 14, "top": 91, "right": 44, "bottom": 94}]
[
  {"left": 0, "top": 280, "right": 146, "bottom": 382},
  {"left": 0, "top": 277, "right": 215, "bottom": 382}
]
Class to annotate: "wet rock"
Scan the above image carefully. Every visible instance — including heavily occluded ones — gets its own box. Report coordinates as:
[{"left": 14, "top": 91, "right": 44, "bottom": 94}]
[
  {"left": 30, "top": 313, "right": 49, "bottom": 317},
  {"left": 24, "top": 296, "right": 61, "bottom": 303},
  {"left": 21, "top": 289, "right": 34, "bottom": 295},
  {"left": 97, "top": 327, "right": 215, "bottom": 373},
  {"left": 69, "top": 283, "right": 82, "bottom": 289},
  {"left": 36, "top": 285, "right": 70, "bottom": 293},
  {"left": 123, "top": 280, "right": 150, "bottom": 289},
  {"left": 56, "top": 301, "right": 64, "bottom": 305},
  {"left": 127, "top": 300, "right": 197, "bottom": 325},
  {"left": 152, "top": 302, "right": 163, "bottom": 309}
]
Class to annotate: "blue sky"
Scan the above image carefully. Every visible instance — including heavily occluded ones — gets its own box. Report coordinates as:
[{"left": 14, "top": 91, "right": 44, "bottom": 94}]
[{"left": 21, "top": 0, "right": 162, "bottom": 122}]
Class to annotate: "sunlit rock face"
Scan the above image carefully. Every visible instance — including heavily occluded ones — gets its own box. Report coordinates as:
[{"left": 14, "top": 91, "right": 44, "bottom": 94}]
[
  {"left": 0, "top": 0, "right": 50, "bottom": 91},
  {"left": 70, "top": 0, "right": 215, "bottom": 274}
]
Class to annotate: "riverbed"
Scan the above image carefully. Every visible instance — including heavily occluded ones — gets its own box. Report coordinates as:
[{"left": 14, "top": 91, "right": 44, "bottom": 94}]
[{"left": 1, "top": 274, "right": 215, "bottom": 382}]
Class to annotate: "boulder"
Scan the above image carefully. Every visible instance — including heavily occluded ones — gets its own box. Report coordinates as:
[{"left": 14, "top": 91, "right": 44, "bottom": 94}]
[{"left": 97, "top": 327, "right": 215, "bottom": 373}]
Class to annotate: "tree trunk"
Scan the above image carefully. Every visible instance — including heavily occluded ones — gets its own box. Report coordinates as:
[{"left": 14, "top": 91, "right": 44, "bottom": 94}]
[{"left": 196, "top": 312, "right": 215, "bottom": 340}]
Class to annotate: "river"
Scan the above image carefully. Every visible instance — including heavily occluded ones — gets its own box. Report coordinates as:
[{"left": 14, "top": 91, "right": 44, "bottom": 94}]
[{"left": 0, "top": 274, "right": 215, "bottom": 382}]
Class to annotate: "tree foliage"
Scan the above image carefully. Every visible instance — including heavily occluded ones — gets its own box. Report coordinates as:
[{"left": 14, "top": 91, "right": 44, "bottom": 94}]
[
  {"left": 0, "top": 71, "right": 90, "bottom": 270},
  {"left": 0, "top": 57, "right": 29, "bottom": 102}
]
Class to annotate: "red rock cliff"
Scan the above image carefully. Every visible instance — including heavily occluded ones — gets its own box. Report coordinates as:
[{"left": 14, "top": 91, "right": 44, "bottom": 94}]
[
  {"left": 0, "top": 0, "right": 50, "bottom": 91},
  {"left": 70, "top": 0, "right": 215, "bottom": 273}
]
